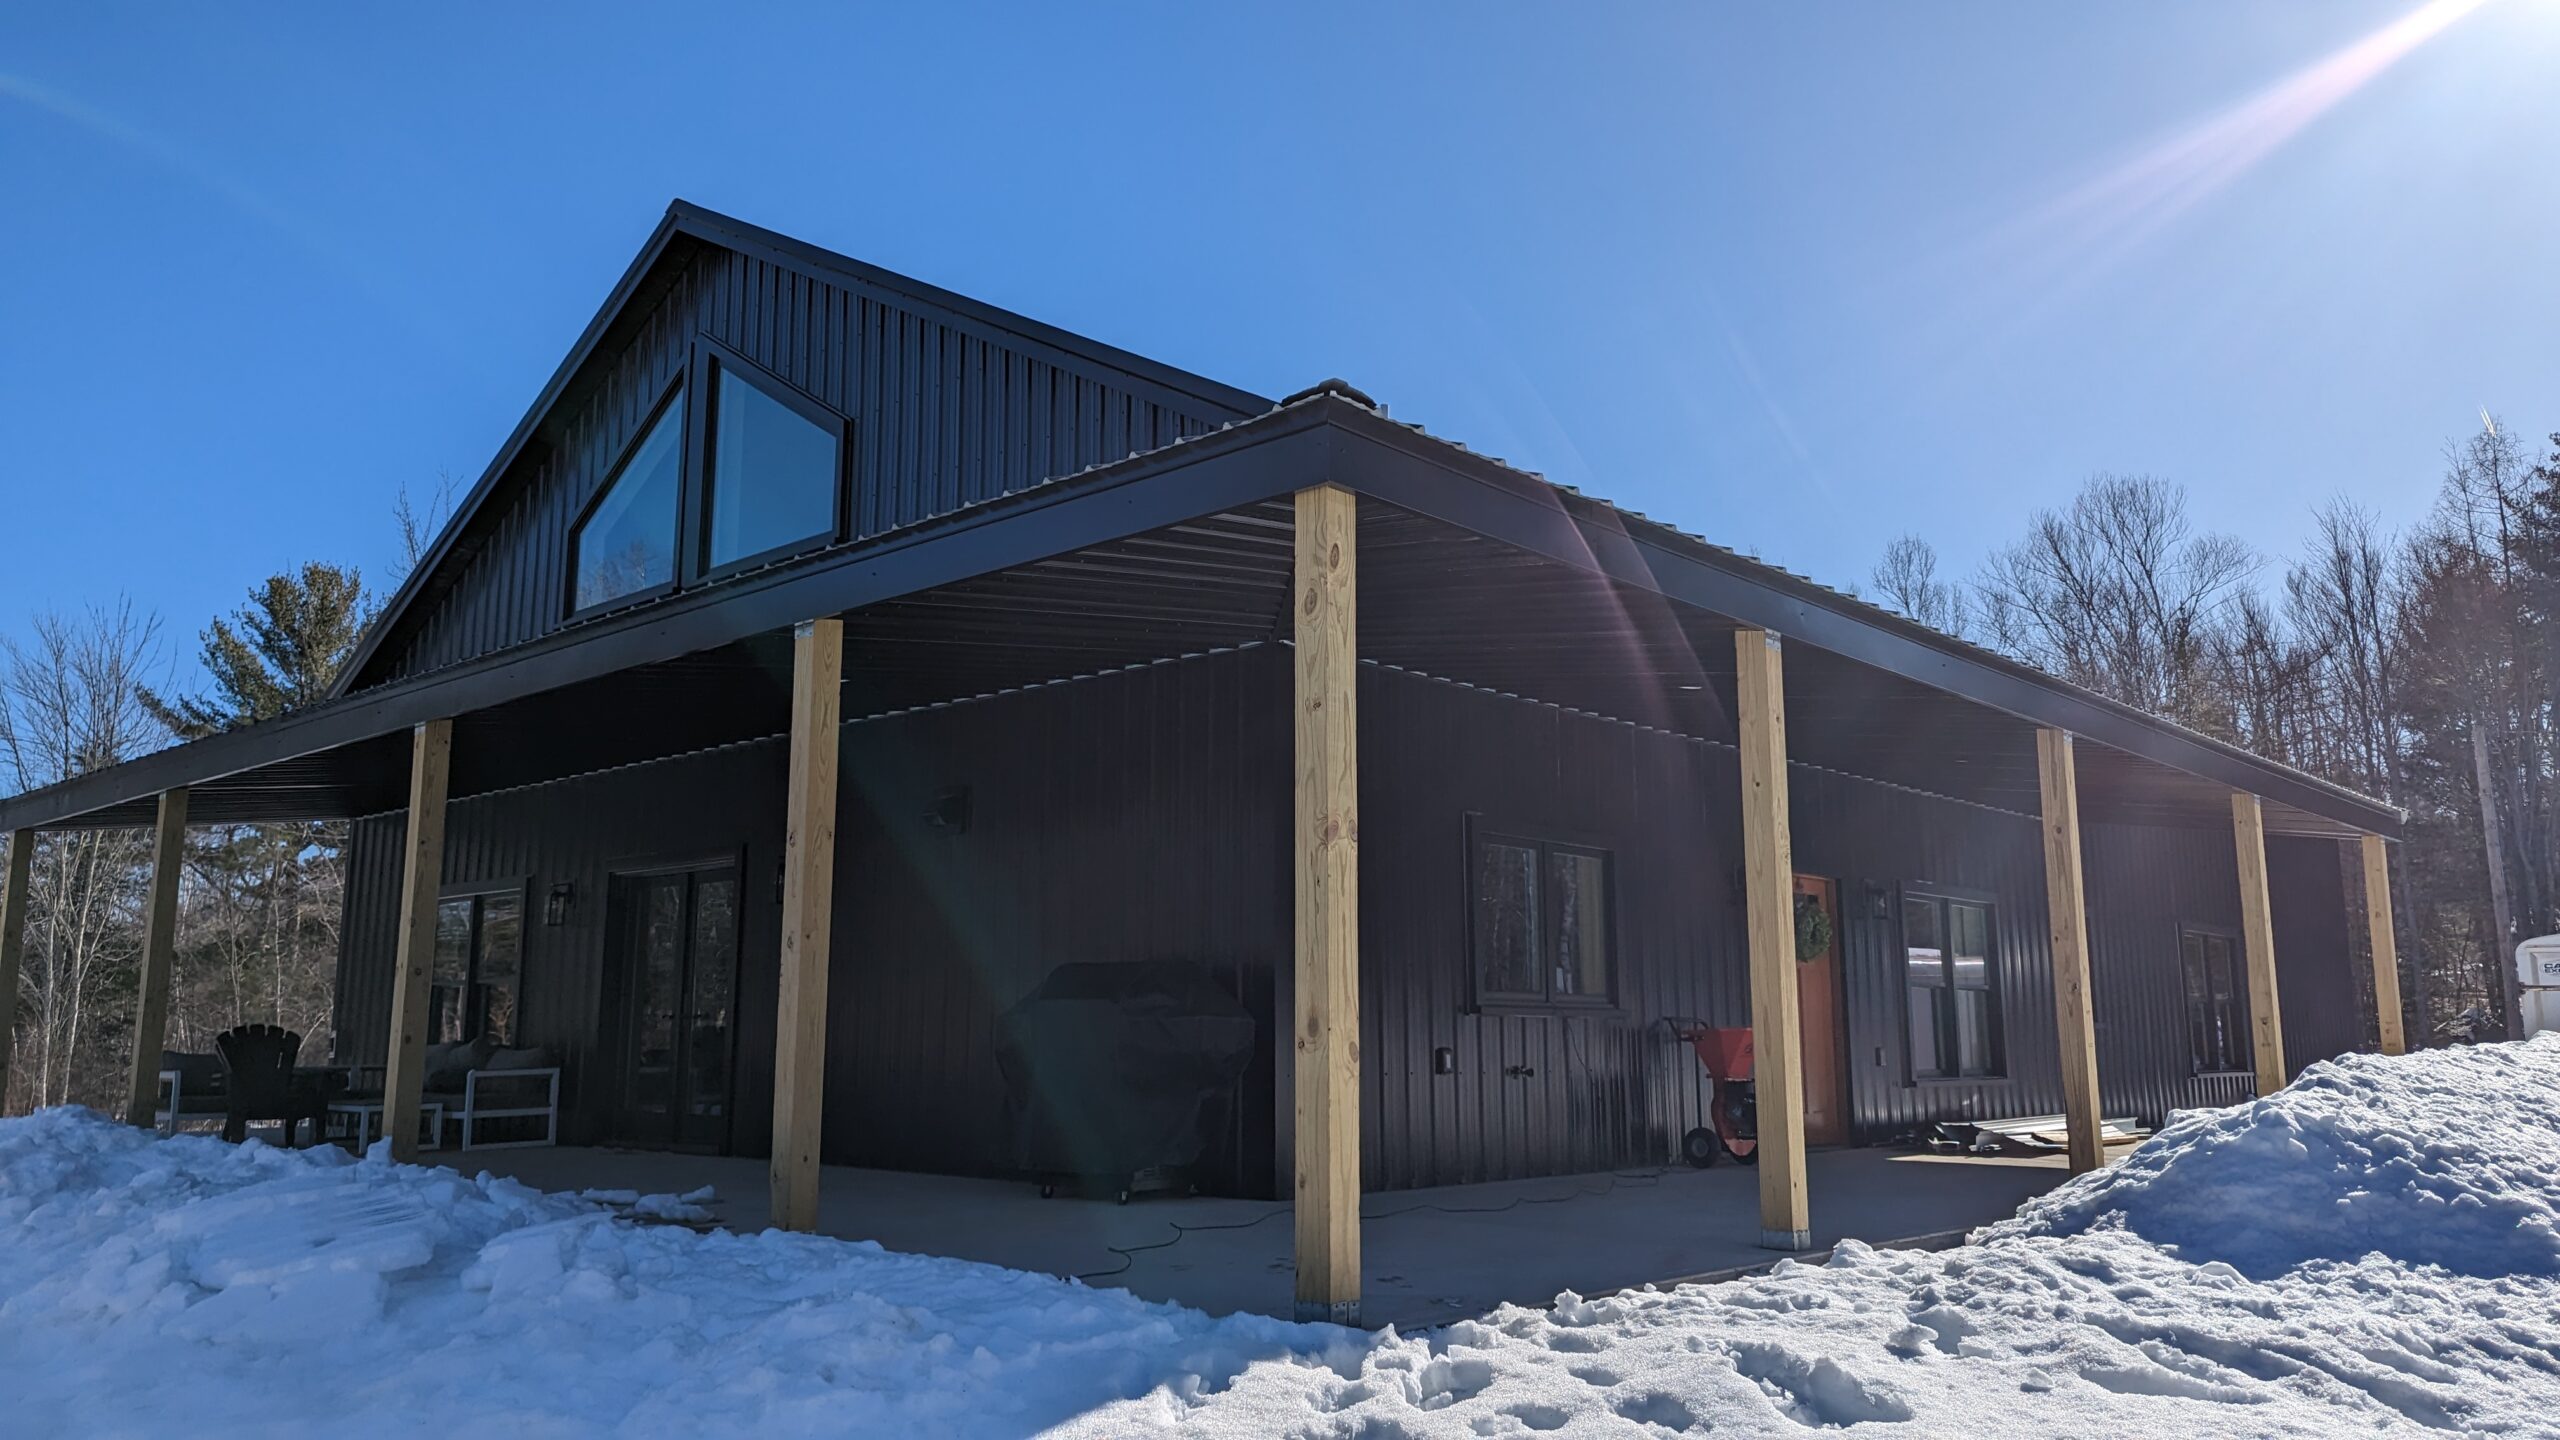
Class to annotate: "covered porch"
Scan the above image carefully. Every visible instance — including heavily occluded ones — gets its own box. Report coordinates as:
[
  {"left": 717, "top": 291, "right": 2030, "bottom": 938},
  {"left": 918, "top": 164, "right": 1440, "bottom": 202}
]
[
  {"left": 0, "top": 388, "right": 2409, "bottom": 1331},
  {"left": 466, "top": 1140, "right": 2077, "bottom": 1327}
]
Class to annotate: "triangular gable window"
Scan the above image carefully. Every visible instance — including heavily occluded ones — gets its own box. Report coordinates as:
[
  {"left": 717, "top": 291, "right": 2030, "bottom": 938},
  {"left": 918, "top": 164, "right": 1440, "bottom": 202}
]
[
  {"left": 569, "top": 385, "right": 684, "bottom": 612},
  {"left": 701, "top": 361, "right": 844, "bottom": 571}
]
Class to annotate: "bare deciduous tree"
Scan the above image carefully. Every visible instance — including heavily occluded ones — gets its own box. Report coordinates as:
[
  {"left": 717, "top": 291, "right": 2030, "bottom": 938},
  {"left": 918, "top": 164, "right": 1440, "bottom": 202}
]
[
  {"left": 1974, "top": 473, "right": 2257, "bottom": 730},
  {"left": 1872, "top": 534, "right": 1971, "bottom": 638},
  {"left": 0, "top": 603, "right": 168, "bottom": 1113},
  {"left": 392, "top": 472, "right": 460, "bottom": 583}
]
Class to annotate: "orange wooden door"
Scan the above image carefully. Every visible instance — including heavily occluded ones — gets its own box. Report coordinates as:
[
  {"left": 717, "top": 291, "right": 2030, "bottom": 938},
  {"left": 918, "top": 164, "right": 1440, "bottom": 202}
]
[{"left": 1794, "top": 874, "right": 1849, "bottom": 1146}]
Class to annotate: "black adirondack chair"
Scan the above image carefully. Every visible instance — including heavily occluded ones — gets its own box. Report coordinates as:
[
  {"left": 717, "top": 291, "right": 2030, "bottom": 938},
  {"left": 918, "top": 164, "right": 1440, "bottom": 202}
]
[{"left": 214, "top": 1024, "right": 328, "bottom": 1147}]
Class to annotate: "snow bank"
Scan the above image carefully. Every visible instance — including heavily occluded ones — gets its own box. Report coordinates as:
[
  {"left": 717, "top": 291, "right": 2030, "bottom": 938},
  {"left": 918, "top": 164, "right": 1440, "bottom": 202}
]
[
  {"left": 9, "top": 1039, "right": 2560, "bottom": 1437},
  {"left": 2000, "top": 1036, "right": 2560, "bottom": 1278},
  {"left": 0, "top": 1108, "right": 1350, "bottom": 1438}
]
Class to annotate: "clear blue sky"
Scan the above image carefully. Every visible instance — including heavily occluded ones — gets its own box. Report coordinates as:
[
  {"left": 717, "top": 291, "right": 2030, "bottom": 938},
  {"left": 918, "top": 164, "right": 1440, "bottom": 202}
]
[{"left": 5, "top": 2, "right": 2555, "bottom": 687}]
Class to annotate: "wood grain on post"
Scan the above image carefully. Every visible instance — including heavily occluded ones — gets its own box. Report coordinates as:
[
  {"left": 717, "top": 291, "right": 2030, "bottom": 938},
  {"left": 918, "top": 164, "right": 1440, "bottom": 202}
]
[
  {"left": 2231, "top": 792, "right": 2287, "bottom": 1096},
  {"left": 2361, "top": 834, "right": 2404, "bottom": 1056},
  {"left": 383, "top": 722, "right": 451, "bottom": 1160},
  {"left": 1293, "top": 483, "right": 1362, "bottom": 1324},
  {"left": 1735, "top": 627, "right": 1810, "bottom": 1251},
  {"left": 770, "top": 616, "right": 844, "bottom": 1233},
  {"left": 124, "top": 788, "right": 191, "bottom": 1130},
  {"left": 2036, "top": 729, "right": 2105, "bottom": 1174}
]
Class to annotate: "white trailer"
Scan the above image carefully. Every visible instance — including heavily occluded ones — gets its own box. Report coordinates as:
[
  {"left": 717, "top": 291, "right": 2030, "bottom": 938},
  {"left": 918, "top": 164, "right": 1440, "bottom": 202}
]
[{"left": 2517, "top": 936, "right": 2560, "bottom": 1039}]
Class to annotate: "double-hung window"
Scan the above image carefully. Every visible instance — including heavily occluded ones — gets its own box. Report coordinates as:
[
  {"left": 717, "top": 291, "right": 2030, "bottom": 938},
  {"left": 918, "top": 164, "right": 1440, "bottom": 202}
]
[
  {"left": 1469, "top": 822, "right": 1615, "bottom": 1009},
  {"left": 431, "top": 889, "right": 525, "bottom": 1046},
  {"left": 2180, "top": 927, "right": 2250, "bottom": 1074},
  {"left": 1904, "top": 891, "right": 2002, "bottom": 1079}
]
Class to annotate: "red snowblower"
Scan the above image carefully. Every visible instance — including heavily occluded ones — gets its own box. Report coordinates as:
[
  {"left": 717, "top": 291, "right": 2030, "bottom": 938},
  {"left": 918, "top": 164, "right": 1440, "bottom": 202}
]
[{"left": 1664, "top": 1020, "right": 1759, "bottom": 1166}]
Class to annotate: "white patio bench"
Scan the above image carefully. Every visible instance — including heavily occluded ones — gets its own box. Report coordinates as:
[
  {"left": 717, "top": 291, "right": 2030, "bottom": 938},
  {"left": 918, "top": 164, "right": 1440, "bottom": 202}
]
[
  {"left": 334, "top": 1045, "right": 562, "bottom": 1151},
  {"left": 446, "top": 1063, "right": 561, "bottom": 1150}
]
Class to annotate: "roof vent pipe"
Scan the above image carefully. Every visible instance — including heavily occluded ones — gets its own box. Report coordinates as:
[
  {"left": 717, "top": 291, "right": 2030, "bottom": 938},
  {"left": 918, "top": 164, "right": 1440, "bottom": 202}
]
[{"left": 1279, "top": 377, "right": 1381, "bottom": 413}]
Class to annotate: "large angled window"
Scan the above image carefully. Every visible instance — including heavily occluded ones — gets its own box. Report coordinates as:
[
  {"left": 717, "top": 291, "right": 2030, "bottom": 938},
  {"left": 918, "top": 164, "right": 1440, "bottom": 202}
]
[
  {"left": 702, "top": 362, "right": 842, "bottom": 570},
  {"left": 570, "top": 387, "right": 684, "bottom": 612}
]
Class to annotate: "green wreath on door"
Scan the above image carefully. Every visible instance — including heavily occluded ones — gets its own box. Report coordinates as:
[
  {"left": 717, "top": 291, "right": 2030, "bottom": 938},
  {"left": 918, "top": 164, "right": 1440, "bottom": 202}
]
[{"left": 1795, "top": 893, "right": 1833, "bottom": 963}]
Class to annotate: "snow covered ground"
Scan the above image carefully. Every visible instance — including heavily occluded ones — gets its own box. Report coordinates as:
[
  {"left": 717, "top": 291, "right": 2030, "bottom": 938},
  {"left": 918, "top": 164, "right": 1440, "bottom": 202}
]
[{"left": 6, "top": 1038, "right": 2560, "bottom": 1437}]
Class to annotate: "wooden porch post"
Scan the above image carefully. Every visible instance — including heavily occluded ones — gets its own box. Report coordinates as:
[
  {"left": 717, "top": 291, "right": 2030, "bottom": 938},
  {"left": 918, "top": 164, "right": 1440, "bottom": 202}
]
[
  {"left": 1294, "top": 483, "right": 1361, "bottom": 1324},
  {"left": 2035, "top": 729, "right": 2105, "bottom": 1175},
  {"left": 124, "top": 788, "right": 189, "bottom": 1129},
  {"left": 0, "top": 831, "right": 32, "bottom": 1115},
  {"left": 382, "top": 720, "right": 452, "bottom": 1161},
  {"left": 2231, "top": 792, "right": 2287, "bottom": 1095},
  {"left": 1734, "top": 627, "right": 1810, "bottom": 1251},
  {"left": 770, "top": 616, "right": 843, "bottom": 1233},
  {"left": 2362, "top": 834, "right": 2405, "bottom": 1056}
]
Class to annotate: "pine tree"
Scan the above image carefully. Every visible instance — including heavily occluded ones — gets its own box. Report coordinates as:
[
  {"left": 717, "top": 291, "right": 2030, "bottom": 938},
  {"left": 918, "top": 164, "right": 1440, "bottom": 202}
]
[
  {"left": 134, "top": 563, "right": 370, "bottom": 1053},
  {"left": 139, "top": 562, "right": 369, "bottom": 737}
]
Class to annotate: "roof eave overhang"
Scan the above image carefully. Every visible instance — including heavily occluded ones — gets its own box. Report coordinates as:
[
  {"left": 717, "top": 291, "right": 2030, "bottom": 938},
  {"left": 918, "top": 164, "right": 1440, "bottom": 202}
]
[
  {"left": 0, "top": 405, "right": 1338, "bottom": 833},
  {"left": 1320, "top": 403, "right": 2404, "bottom": 839},
  {"left": 2, "top": 397, "right": 2403, "bottom": 841}
]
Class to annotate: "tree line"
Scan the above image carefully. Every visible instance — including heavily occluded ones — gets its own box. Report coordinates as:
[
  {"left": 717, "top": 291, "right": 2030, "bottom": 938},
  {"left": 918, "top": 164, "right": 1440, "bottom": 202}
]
[
  {"left": 1872, "top": 419, "right": 2560, "bottom": 1044},
  {"left": 0, "top": 483, "right": 447, "bottom": 1116}
]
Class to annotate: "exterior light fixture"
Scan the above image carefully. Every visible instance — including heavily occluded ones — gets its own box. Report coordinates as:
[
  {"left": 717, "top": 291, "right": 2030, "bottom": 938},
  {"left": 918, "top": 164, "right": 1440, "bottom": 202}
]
[{"left": 545, "top": 882, "right": 573, "bottom": 927}]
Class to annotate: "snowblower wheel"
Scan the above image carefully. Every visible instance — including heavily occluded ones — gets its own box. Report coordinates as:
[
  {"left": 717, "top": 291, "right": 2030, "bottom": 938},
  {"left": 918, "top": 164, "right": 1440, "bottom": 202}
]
[{"left": 1681, "top": 1126, "right": 1722, "bottom": 1168}]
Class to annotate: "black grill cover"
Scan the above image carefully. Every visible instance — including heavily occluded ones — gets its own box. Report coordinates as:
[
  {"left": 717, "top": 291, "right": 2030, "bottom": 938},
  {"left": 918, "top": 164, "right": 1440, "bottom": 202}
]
[{"left": 995, "top": 961, "right": 1257, "bottom": 1181}]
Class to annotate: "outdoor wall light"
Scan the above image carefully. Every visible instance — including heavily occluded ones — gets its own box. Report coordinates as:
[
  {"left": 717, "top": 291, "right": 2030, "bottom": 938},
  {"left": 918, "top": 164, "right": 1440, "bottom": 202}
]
[
  {"left": 925, "top": 786, "right": 972, "bottom": 835},
  {"left": 544, "top": 882, "right": 573, "bottom": 927}
]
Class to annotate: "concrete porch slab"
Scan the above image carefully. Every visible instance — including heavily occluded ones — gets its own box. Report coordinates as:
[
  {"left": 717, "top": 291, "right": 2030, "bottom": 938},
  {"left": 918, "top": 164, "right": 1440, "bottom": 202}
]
[{"left": 459, "top": 1145, "right": 2084, "bottom": 1328}]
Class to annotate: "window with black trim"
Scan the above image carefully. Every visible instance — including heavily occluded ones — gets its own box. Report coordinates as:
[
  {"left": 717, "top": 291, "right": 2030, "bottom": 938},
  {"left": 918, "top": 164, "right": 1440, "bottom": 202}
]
[
  {"left": 1469, "top": 823, "right": 1614, "bottom": 1008},
  {"left": 568, "top": 385, "right": 684, "bottom": 612},
  {"left": 700, "top": 359, "right": 844, "bottom": 572},
  {"left": 1903, "top": 892, "right": 2002, "bottom": 1078},
  {"left": 431, "top": 889, "right": 524, "bottom": 1045},
  {"left": 2180, "top": 927, "right": 2249, "bottom": 1074}
]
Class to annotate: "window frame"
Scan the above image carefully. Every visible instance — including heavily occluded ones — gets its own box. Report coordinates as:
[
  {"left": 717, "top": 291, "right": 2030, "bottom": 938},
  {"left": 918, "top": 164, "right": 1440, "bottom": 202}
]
[
  {"left": 559, "top": 342, "right": 857, "bottom": 621},
  {"left": 1463, "top": 814, "right": 1621, "bottom": 1015},
  {"left": 431, "top": 880, "right": 530, "bottom": 1047},
  {"left": 685, "top": 337, "right": 856, "bottom": 586},
  {"left": 563, "top": 376, "right": 690, "bottom": 621},
  {"left": 1899, "top": 885, "right": 2006, "bottom": 1083},
  {"left": 2177, "top": 922, "right": 2253, "bottom": 1076}
]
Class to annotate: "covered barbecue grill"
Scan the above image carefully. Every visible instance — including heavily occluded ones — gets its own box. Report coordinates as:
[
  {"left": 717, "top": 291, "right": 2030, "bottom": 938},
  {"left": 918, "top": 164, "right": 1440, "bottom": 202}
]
[{"left": 995, "top": 960, "right": 1257, "bottom": 1202}]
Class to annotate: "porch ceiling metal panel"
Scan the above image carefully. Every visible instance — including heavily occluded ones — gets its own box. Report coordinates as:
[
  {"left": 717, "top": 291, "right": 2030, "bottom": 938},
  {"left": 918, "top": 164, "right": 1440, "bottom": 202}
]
[
  {"left": 1348, "top": 497, "right": 2369, "bottom": 836},
  {"left": 43, "top": 731, "right": 420, "bottom": 830},
  {"left": 0, "top": 411, "right": 1327, "bottom": 833},
  {"left": 1328, "top": 402, "right": 2400, "bottom": 839}
]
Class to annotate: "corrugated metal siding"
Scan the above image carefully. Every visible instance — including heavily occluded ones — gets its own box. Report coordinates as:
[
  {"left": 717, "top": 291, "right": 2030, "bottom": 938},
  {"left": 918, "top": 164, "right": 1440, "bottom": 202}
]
[
  {"left": 1344, "top": 667, "right": 1733, "bottom": 1191},
  {"left": 2081, "top": 820, "right": 2247, "bottom": 1123},
  {"left": 335, "top": 649, "right": 1284, "bottom": 1194},
  {"left": 332, "top": 744, "right": 789, "bottom": 1146},
  {"left": 337, "top": 647, "right": 2379, "bottom": 1198},
  {"left": 1795, "top": 773, "right": 2063, "bottom": 1143},
  {"left": 373, "top": 245, "right": 1243, "bottom": 686},
  {"left": 2271, "top": 834, "right": 2365, "bottom": 1077},
  {"left": 825, "top": 648, "right": 1286, "bottom": 1197}
]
